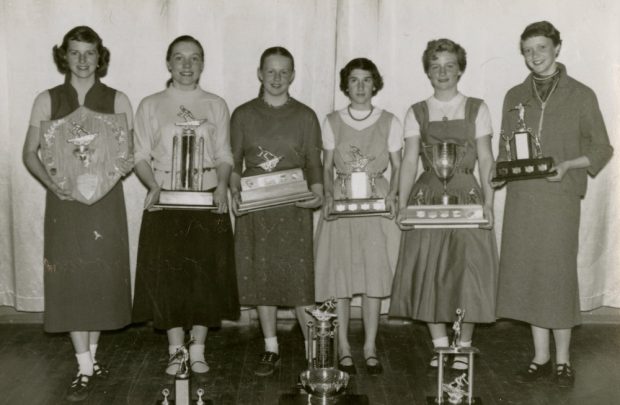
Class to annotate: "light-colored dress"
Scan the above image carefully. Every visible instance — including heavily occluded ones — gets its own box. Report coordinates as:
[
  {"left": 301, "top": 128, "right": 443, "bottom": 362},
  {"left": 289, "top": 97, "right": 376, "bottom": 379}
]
[{"left": 315, "top": 107, "right": 402, "bottom": 301}]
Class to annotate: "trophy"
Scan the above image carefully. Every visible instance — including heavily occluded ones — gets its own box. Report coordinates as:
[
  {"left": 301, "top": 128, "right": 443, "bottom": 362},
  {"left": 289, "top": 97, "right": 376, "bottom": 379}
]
[
  {"left": 401, "top": 142, "right": 487, "bottom": 228},
  {"left": 427, "top": 309, "right": 482, "bottom": 405},
  {"left": 156, "top": 340, "right": 213, "bottom": 405},
  {"left": 39, "top": 106, "right": 130, "bottom": 205},
  {"left": 154, "top": 106, "right": 216, "bottom": 210},
  {"left": 279, "top": 299, "right": 368, "bottom": 404},
  {"left": 331, "top": 146, "right": 390, "bottom": 217},
  {"left": 492, "top": 103, "right": 556, "bottom": 184},
  {"left": 237, "top": 146, "right": 314, "bottom": 213}
]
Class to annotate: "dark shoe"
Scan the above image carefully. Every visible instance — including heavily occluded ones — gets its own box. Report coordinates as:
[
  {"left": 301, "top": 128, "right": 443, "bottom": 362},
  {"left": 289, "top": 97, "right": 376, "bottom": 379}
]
[
  {"left": 66, "top": 374, "right": 91, "bottom": 402},
  {"left": 555, "top": 364, "right": 575, "bottom": 388},
  {"left": 516, "top": 361, "right": 552, "bottom": 383},
  {"left": 338, "top": 355, "right": 357, "bottom": 375},
  {"left": 365, "top": 356, "right": 383, "bottom": 375},
  {"left": 254, "top": 351, "right": 280, "bottom": 377},
  {"left": 93, "top": 362, "right": 109, "bottom": 379}
]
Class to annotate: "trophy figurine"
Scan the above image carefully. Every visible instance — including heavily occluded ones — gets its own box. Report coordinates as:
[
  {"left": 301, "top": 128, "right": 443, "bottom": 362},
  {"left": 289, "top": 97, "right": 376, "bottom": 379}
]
[
  {"left": 427, "top": 309, "right": 482, "bottom": 405},
  {"left": 492, "top": 102, "right": 556, "bottom": 184},
  {"left": 400, "top": 142, "right": 487, "bottom": 228},
  {"left": 155, "top": 106, "right": 216, "bottom": 210},
  {"left": 237, "top": 146, "right": 314, "bottom": 213},
  {"left": 331, "top": 145, "right": 389, "bottom": 217}
]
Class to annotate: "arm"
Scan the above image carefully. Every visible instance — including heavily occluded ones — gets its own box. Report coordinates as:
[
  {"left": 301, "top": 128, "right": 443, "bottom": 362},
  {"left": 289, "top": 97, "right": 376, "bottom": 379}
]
[
  {"left": 133, "top": 99, "right": 160, "bottom": 210},
  {"left": 211, "top": 99, "right": 234, "bottom": 214},
  {"left": 296, "top": 110, "right": 324, "bottom": 209},
  {"left": 321, "top": 149, "right": 335, "bottom": 219},
  {"left": 476, "top": 135, "right": 495, "bottom": 229},
  {"left": 387, "top": 150, "right": 402, "bottom": 218},
  {"left": 397, "top": 136, "right": 420, "bottom": 229},
  {"left": 134, "top": 159, "right": 160, "bottom": 210},
  {"left": 229, "top": 109, "right": 244, "bottom": 216},
  {"left": 22, "top": 125, "right": 73, "bottom": 200}
]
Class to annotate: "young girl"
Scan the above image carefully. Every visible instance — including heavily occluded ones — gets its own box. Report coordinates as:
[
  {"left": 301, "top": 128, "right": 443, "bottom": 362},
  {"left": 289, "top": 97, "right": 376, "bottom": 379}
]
[{"left": 230, "top": 46, "right": 323, "bottom": 377}]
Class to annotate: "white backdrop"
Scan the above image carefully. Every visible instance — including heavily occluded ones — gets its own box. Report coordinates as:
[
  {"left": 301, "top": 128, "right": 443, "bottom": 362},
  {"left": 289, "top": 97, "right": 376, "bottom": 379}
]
[{"left": 1, "top": 0, "right": 618, "bottom": 312}]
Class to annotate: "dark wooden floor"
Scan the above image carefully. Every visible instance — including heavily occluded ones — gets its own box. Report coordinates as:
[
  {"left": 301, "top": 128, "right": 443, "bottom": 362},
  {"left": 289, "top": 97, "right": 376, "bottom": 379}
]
[{"left": 0, "top": 319, "right": 618, "bottom": 405}]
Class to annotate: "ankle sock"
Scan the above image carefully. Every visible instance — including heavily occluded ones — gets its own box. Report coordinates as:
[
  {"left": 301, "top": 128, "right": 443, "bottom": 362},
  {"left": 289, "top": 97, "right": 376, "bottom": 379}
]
[
  {"left": 76, "top": 351, "right": 94, "bottom": 376},
  {"left": 265, "top": 337, "right": 279, "bottom": 354},
  {"left": 432, "top": 336, "right": 449, "bottom": 348},
  {"left": 189, "top": 343, "right": 209, "bottom": 373}
]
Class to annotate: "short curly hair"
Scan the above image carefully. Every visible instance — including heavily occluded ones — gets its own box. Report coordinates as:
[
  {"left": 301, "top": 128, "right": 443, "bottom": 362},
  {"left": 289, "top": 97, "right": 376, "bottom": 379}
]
[
  {"left": 53, "top": 26, "right": 110, "bottom": 77},
  {"left": 520, "top": 21, "right": 562, "bottom": 51},
  {"left": 422, "top": 38, "right": 467, "bottom": 74},
  {"left": 339, "top": 58, "right": 384, "bottom": 97}
]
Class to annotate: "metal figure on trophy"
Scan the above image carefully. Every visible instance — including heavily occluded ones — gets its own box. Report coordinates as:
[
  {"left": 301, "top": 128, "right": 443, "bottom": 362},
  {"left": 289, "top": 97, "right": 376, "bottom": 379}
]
[
  {"left": 427, "top": 309, "right": 482, "bottom": 405},
  {"left": 401, "top": 142, "right": 487, "bottom": 228},
  {"left": 155, "top": 105, "right": 216, "bottom": 209},
  {"left": 157, "top": 339, "right": 212, "bottom": 405},
  {"left": 493, "top": 102, "right": 556, "bottom": 184},
  {"left": 330, "top": 145, "right": 389, "bottom": 217}
]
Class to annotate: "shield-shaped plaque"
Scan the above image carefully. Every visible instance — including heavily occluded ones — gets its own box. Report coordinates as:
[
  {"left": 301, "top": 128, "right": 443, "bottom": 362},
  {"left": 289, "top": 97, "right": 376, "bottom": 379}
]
[{"left": 39, "top": 106, "right": 130, "bottom": 205}]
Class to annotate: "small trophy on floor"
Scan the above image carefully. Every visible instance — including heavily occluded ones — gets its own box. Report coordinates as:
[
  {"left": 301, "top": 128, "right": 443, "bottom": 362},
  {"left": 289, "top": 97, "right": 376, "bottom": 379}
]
[
  {"left": 427, "top": 309, "right": 482, "bottom": 405},
  {"left": 331, "top": 146, "right": 389, "bottom": 217},
  {"left": 155, "top": 106, "right": 216, "bottom": 210},
  {"left": 492, "top": 102, "right": 556, "bottom": 184}
]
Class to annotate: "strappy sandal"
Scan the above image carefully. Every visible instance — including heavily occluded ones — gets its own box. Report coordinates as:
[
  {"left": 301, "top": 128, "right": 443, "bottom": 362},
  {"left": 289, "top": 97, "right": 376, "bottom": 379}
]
[{"left": 93, "top": 361, "right": 109, "bottom": 379}]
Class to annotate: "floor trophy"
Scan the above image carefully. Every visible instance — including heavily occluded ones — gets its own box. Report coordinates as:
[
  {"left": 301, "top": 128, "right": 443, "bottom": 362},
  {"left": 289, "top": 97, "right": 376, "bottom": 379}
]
[
  {"left": 39, "top": 106, "right": 130, "bottom": 205},
  {"left": 237, "top": 146, "right": 315, "bottom": 212},
  {"left": 427, "top": 309, "right": 482, "bottom": 405},
  {"left": 401, "top": 142, "right": 487, "bottom": 228},
  {"left": 279, "top": 299, "right": 368, "bottom": 405},
  {"left": 331, "top": 146, "right": 389, "bottom": 217},
  {"left": 154, "top": 106, "right": 216, "bottom": 210},
  {"left": 492, "top": 102, "right": 556, "bottom": 184},
  {"left": 156, "top": 340, "right": 213, "bottom": 405}
]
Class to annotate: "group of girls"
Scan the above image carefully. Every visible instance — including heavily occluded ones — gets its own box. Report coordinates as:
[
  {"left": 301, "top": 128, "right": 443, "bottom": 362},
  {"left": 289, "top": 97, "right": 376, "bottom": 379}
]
[{"left": 23, "top": 20, "right": 612, "bottom": 402}]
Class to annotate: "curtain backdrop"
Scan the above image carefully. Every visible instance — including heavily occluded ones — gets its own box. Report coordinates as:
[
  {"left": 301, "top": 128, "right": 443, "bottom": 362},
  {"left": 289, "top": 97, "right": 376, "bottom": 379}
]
[{"left": 1, "top": 0, "right": 618, "bottom": 312}]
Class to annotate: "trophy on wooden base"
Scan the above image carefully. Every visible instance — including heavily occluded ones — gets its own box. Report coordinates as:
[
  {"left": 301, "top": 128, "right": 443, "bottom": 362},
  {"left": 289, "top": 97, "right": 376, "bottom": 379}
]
[
  {"left": 154, "top": 106, "right": 216, "bottom": 210},
  {"left": 39, "top": 106, "right": 130, "bottom": 205},
  {"left": 237, "top": 146, "right": 314, "bottom": 213},
  {"left": 331, "top": 146, "right": 389, "bottom": 218},
  {"left": 401, "top": 142, "right": 487, "bottom": 228},
  {"left": 427, "top": 309, "right": 482, "bottom": 405},
  {"left": 279, "top": 299, "right": 368, "bottom": 405},
  {"left": 492, "top": 103, "right": 556, "bottom": 184},
  {"left": 156, "top": 340, "right": 213, "bottom": 405}
]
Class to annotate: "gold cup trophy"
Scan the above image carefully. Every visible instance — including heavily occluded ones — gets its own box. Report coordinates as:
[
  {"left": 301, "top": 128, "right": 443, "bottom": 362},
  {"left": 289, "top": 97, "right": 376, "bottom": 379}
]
[
  {"left": 492, "top": 102, "right": 556, "bottom": 184},
  {"left": 401, "top": 142, "right": 487, "bottom": 228}
]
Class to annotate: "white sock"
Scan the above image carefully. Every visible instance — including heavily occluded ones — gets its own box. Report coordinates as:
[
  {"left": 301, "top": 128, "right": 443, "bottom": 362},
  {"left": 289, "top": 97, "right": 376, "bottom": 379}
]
[
  {"left": 89, "top": 344, "right": 98, "bottom": 362},
  {"left": 76, "top": 351, "right": 94, "bottom": 376},
  {"left": 166, "top": 345, "right": 183, "bottom": 375},
  {"left": 168, "top": 344, "right": 183, "bottom": 357},
  {"left": 432, "top": 336, "right": 449, "bottom": 348},
  {"left": 189, "top": 344, "right": 205, "bottom": 362},
  {"left": 459, "top": 340, "right": 472, "bottom": 348},
  {"left": 265, "top": 337, "right": 279, "bottom": 354}
]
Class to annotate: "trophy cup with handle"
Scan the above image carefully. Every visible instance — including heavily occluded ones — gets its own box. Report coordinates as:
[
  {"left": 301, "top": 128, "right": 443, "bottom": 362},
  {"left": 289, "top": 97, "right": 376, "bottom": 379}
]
[
  {"left": 427, "top": 309, "right": 482, "bottom": 405},
  {"left": 401, "top": 142, "right": 487, "bottom": 228},
  {"left": 155, "top": 106, "right": 216, "bottom": 210},
  {"left": 492, "top": 102, "right": 556, "bottom": 184}
]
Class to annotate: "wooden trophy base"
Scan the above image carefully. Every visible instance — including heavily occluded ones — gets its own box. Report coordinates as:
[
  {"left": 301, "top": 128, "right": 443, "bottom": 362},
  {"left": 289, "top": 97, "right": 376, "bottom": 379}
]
[
  {"left": 279, "top": 394, "right": 369, "bottom": 404},
  {"left": 492, "top": 157, "right": 556, "bottom": 183},
  {"left": 401, "top": 204, "right": 487, "bottom": 229},
  {"left": 331, "top": 198, "right": 390, "bottom": 218},
  {"left": 238, "top": 168, "right": 314, "bottom": 213},
  {"left": 154, "top": 190, "right": 216, "bottom": 210}
]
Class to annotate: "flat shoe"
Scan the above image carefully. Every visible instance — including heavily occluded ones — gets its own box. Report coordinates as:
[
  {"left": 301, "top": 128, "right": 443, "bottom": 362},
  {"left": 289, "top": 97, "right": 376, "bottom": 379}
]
[
  {"left": 93, "top": 362, "right": 109, "bottom": 379},
  {"left": 365, "top": 356, "right": 383, "bottom": 375},
  {"left": 338, "top": 355, "right": 356, "bottom": 375},
  {"left": 191, "top": 360, "right": 210, "bottom": 374},
  {"left": 254, "top": 351, "right": 280, "bottom": 377},
  {"left": 452, "top": 356, "right": 469, "bottom": 370},
  {"left": 555, "top": 363, "right": 575, "bottom": 388},
  {"left": 66, "top": 374, "right": 91, "bottom": 402},
  {"left": 516, "top": 360, "right": 552, "bottom": 383}
]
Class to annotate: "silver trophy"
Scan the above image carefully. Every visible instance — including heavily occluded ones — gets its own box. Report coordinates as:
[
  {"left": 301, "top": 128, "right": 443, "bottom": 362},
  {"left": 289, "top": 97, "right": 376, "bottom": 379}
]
[
  {"left": 423, "top": 142, "right": 466, "bottom": 205},
  {"left": 427, "top": 309, "right": 482, "bottom": 405},
  {"left": 298, "top": 299, "right": 350, "bottom": 404},
  {"left": 155, "top": 106, "right": 216, "bottom": 209}
]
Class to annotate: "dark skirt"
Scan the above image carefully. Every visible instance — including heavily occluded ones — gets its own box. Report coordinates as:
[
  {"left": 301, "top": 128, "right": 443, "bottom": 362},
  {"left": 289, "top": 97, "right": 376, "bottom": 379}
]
[
  {"left": 132, "top": 209, "right": 240, "bottom": 330},
  {"left": 235, "top": 205, "right": 315, "bottom": 307},
  {"left": 43, "top": 182, "right": 132, "bottom": 333},
  {"left": 496, "top": 187, "right": 581, "bottom": 329},
  {"left": 389, "top": 172, "right": 499, "bottom": 323}
]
